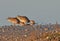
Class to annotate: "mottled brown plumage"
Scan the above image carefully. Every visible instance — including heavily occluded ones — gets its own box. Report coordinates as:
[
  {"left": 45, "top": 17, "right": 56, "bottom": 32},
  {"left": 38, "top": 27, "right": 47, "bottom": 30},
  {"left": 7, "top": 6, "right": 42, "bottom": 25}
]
[
  {"left": 30, "top": 20, "right": 35, "bottom": 25},
  {"left": 7, "top": 17, "right": 20, "bottom": 25},
  {"left": 16, "top": 15, "right": 30, "bottom": 24}
]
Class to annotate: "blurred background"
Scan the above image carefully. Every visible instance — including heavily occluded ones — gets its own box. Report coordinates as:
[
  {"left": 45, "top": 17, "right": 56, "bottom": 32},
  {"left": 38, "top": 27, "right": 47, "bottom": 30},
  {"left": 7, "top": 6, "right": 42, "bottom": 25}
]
[{"left": 0, "top": 0, "right": 60, "bottom": 26}]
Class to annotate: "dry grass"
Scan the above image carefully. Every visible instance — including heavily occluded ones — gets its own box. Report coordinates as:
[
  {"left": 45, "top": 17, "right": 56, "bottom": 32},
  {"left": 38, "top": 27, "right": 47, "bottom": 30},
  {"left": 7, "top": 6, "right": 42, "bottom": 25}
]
[{"left": 0, "top": 24, "right": 60, "bottom": 41}]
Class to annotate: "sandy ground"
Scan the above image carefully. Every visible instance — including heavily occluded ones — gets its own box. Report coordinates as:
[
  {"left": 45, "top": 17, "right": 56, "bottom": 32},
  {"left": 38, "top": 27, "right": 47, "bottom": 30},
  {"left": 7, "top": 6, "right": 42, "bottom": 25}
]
[{"left": 0, "top": 24, "right": 60, "bottom": 41}]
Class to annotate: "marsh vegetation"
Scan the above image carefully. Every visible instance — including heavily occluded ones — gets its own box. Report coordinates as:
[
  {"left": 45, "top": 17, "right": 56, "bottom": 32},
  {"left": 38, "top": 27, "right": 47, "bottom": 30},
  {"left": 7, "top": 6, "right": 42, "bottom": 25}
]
[{"left": 0, "top": 23, "right": 60, "bottom": 41}]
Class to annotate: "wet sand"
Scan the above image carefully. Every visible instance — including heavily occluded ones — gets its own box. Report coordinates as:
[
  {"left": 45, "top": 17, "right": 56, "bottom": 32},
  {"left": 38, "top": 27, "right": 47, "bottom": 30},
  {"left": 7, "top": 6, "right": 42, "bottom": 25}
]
[{"left": 0, "top": 24, "right": 60, "bottom": 41}]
